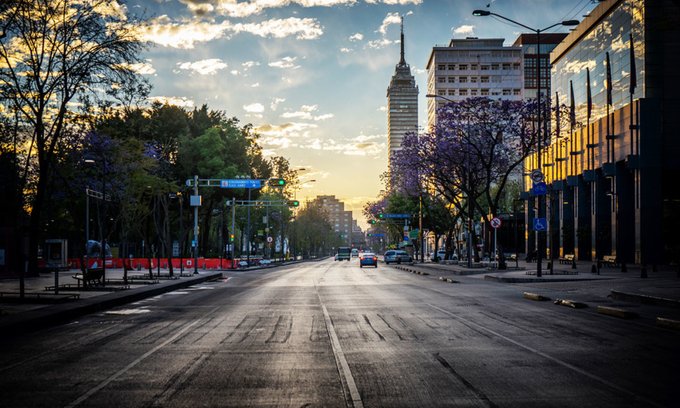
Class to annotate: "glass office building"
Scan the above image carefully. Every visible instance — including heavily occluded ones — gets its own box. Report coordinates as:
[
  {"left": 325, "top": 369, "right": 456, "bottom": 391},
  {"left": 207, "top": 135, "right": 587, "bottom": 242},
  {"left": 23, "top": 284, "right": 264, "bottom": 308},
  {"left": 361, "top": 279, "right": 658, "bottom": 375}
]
[{"left": 524, "top": 0, "right": 680, "bottom": 265}]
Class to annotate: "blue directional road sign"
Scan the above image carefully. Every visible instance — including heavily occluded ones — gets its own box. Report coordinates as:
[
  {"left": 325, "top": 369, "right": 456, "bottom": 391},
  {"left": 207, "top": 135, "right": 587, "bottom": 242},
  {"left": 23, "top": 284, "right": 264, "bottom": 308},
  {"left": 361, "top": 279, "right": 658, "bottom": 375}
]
[
  {"left": 533, "top": 217, "right": 547, "bottom": 231},
  {"left": 220, "top": 179, "right": 261, "bottom": 189},
  {"left": 532, "top": 181, "right": 547, "bottom": 196},
  {"left": 382, "top": 213, "right": 411, "bottom": 219}
]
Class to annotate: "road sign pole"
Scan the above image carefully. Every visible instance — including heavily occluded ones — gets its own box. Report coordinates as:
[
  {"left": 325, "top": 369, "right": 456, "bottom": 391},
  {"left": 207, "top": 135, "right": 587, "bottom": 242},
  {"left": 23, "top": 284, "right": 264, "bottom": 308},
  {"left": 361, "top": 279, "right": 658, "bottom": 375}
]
[
  {"left": 494, "top": 227, "right": 497, "bottom": 269},
  {"left": 193, "top": 175, "right": 199, "bottom": 274}
]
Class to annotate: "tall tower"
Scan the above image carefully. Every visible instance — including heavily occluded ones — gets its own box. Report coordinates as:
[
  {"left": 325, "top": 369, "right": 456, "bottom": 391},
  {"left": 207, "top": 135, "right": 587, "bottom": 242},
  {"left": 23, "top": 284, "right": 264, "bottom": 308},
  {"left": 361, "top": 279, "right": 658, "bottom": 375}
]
[{"left": 386, "top": 17, "right": 418, "bottom": 169}]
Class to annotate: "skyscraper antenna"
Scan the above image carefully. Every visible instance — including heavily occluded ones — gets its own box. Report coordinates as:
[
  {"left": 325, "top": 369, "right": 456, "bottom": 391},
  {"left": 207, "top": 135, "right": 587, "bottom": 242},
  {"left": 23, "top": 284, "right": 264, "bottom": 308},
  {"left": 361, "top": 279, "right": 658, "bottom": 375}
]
[{"left": 399, "top": 15, "right": 406, "bottom": 65}]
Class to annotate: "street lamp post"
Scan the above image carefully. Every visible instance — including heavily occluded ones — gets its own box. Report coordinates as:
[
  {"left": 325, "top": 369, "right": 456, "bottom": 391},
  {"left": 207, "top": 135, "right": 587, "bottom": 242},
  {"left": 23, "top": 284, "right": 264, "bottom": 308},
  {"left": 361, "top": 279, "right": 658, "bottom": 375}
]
[{"left": 472, "top": 10, "right": 578, "bottom": 277}]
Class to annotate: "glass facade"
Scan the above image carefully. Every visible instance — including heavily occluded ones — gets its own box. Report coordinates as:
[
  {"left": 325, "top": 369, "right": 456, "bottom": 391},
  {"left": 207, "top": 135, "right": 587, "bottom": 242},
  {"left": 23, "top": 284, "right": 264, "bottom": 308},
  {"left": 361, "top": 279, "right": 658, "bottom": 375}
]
[{"left": 551, "top": 0, "right": 645, "bottom": 125}]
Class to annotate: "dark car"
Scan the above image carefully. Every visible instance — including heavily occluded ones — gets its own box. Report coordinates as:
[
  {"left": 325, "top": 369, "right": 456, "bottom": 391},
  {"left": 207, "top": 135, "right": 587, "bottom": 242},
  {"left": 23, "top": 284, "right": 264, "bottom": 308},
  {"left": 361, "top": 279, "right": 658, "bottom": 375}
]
[
  {"left": 359, "top": 252, "right": 378, "bottom": 268},
  {"left": 383, "top": 250, "right": 412, "bottom": 264}
]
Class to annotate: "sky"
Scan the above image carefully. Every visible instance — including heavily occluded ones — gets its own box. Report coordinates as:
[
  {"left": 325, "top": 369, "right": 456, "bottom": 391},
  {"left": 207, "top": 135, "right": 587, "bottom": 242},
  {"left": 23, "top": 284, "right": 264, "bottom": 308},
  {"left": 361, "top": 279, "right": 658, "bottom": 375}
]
[{"left": 126, "top": 0, "right": 598, "bottom": 229}]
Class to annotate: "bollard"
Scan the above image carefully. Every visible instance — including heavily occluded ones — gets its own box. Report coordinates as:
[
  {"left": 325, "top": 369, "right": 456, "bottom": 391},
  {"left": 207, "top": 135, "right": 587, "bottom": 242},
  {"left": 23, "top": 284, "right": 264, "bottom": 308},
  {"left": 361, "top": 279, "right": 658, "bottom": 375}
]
[
  {"left": 591, "top": 264, "right": 598, "bottom": 274},
  {"left": 621, "top": 263, "right": 627, "bottom": 273},
  {"left": 641, "top": 264, "right": 648, "bottom": 279},
  {"left": 571, "top": 258, "right": 577, "bottom": 269}
]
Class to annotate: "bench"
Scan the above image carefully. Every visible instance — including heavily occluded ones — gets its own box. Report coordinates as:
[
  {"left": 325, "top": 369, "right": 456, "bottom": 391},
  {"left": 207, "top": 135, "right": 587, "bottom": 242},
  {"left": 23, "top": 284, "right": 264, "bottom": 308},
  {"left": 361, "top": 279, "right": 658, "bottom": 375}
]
[
  {"left": 601, "top": 255, "right": 618, "bottom": 268},
  {"left": 72, "top": 267, "right": 104, "bottom": 288},
  {"left": 559, "top": 254, "right": 575, "bottom": 264}
]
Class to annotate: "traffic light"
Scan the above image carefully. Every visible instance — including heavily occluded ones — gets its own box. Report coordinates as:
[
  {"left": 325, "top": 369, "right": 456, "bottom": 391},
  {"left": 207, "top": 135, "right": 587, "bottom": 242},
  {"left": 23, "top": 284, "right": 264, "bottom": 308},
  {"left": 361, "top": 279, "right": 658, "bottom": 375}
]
[
  {"left": 229, "top": 234, "right": 235, "bottom": 242},
  {"left": 268, "top": 178, "right": 286, "bottom": 187},
  {"left": 288, "top": 200, "right": 300, "bottom": 207},
  {"left": 378, "top": 213, "right": 384, "bottom": 219},
  {"left": 369, "top": 220, "right": 376, "bottom": 224}
]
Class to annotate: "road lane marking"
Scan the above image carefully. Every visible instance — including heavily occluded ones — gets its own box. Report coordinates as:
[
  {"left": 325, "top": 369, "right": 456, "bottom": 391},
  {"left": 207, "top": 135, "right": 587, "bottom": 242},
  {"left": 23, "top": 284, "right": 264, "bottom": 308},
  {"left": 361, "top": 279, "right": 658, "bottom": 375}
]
[
  {"left": 426, "top": 303, "right": 664, "bottom": 408},
  {"left": 319, "top": 298, "right": 364, "bottom": 408},
  {"left": 64, "top": 306, "right": 221, "bottom": 408}
]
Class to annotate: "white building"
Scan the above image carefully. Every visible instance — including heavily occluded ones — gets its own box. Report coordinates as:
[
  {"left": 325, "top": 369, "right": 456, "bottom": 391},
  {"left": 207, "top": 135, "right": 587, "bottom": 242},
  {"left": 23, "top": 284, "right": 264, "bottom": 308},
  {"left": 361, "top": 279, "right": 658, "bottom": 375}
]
[{"left": 425, "top": 38, "right": 523, "bottom": 129}]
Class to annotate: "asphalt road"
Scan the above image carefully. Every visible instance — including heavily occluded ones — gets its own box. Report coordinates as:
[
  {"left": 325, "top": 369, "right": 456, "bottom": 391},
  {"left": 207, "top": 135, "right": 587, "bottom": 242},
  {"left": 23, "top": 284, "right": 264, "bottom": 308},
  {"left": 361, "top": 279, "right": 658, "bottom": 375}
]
[{"left": 0, "top": 259, "right": 677, "bottom": 407}]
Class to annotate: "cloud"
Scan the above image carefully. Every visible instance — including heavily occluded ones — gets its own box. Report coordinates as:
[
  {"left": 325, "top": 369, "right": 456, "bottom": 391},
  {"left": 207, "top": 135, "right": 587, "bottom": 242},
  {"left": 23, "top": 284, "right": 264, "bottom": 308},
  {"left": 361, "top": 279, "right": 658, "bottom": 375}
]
[
  {"left": 243, "top": 102, "right": 265, "bottom": 113},
  {"left": 179, "top": 0, "right": 360, "bottom": 18},
  {"left": 453, "top": 24, "right": 475, "bottom": 36},
  {"left": 349, "top": 33, "right": 364, "bottom": 41},
  {"left": 340, "top": 47, "right": 352, "bottom": 53},
  {"left": 299, "top": 134, "right": 385, "bottom": 156},
  {"left": 138, "top": 16, "right": 323, "bottom": 49},
  {"left": 251, "top": 82, "right": 260, "bottom": 87},
  {"left": 177, "top": 58, "right": 228, "bottom": 75},
  {"left": 232, "top": 18, "right": 323, "bottom": 40},
  {"left": 120, "top": 61, "right": 156, "bottom": 75},
  {"left": 366, "top": 0, "right": 422, "bottom": 4},
  {"left": 280, "top": 105, "right": 334, "bottom": 121},
  {"left": 378, "top": 12, "right": 401, "bottom": 35},
  {"left": 270, "top": 97, "right": 286, "bottom": 110},
  {"left": 269, "top": 56, "right": 300, "bottom": 69},
  {"left": 148, "top": 96, "right": 195, "bottom": 108},
  {"left": 366, "top": 38, "right": 394, "bottom": 49}
]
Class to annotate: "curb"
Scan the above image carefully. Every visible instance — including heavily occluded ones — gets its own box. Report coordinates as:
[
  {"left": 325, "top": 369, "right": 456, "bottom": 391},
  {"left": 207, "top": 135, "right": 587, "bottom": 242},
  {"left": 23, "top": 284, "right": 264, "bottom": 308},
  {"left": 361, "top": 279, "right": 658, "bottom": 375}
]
[
  {"left": 597, "top": 305, "right": 638, "bottom": 319},
  {"left": 656, "top": 317, "right": 680, "bottom": 330},
  {"left": 523, "top": 292, "right": 550, "bottom": 301},
  {"left": 0, "top": 272, "right": 223, "bottom": 335},
  {"left": 394, "top": 266, "right": 429, "bottom": 276},
  {"left": 609, "top": 290, "right": 680, "bottom": 308},
  {"left": 554, "top": 299, "right": 588, "bottom": 308}
]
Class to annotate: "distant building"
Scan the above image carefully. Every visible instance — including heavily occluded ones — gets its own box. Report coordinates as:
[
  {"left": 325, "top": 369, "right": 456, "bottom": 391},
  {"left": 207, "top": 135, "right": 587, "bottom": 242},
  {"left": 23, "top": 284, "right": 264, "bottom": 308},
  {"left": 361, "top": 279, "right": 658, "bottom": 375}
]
[
  {"left": 524, "top": 0, "right": 680, "bottom": 265},
  {"left": 513, "top": 33, "right": 567, "bottom": 100},
  {"left": 310, "top": 195, "right": 354, "bottom": 246},
  {"left": 426, "top": 38, "right": 523, "bottom": 129},
  {"left": 386, "top": 17, "right": 418, "bottom": 167}
]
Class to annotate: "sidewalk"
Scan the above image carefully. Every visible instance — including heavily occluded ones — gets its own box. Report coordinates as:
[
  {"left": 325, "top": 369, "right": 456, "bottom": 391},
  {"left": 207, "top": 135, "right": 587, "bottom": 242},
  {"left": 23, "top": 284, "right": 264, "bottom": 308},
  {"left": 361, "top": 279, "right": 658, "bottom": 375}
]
[
  {"left": 396, "top": 258, "right": 680, "bottom": 310},
  {"left": 0, "top": 267, "right": 223, "bottom": 335}
]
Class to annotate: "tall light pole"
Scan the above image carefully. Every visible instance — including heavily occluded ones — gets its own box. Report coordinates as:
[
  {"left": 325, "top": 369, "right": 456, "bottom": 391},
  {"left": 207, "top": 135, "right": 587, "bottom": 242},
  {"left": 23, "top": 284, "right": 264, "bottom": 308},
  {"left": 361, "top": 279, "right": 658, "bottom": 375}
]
[{"left": 472, "top": 10, "right": 578, "bottom": 277}]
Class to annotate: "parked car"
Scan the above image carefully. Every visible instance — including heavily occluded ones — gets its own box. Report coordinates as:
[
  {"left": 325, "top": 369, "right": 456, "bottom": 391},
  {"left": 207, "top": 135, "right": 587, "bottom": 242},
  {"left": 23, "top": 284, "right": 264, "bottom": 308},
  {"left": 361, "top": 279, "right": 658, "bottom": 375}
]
[
  {"left": 258, "top": 259, "right": 272, "bottom": 265},
  {"left": 351, "top": 248, "right": 359, "bottom": 258},
  {"left": 238, "top": 260, "right": 249, "bottom": 268},
  {"left": 359, "top": 252, "right": 378, "bottom": 268},
  {"left": 432, "top": 250, "right": 458, "bottom": 262},
  {"left": 384, "top": 250, "right": 412, "bottom": 264}
]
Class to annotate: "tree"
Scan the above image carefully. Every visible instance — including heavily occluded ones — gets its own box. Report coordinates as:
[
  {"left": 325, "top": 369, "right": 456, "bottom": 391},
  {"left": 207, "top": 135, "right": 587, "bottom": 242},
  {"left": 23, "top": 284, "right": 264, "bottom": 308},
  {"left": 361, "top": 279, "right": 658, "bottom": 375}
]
[
  {"left": 0, "top": 0, "right": 147, "bottom": 273},
  {"left": 392, "top": 98, "right": 541, "bottom": 259}
]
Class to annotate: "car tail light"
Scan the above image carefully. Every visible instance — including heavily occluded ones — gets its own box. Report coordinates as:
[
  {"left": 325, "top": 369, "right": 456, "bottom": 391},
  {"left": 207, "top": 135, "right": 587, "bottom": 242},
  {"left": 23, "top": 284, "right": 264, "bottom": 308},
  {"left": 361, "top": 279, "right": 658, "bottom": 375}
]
[{"left": 372, "top": 257, "right": 377, "bottom": 261}]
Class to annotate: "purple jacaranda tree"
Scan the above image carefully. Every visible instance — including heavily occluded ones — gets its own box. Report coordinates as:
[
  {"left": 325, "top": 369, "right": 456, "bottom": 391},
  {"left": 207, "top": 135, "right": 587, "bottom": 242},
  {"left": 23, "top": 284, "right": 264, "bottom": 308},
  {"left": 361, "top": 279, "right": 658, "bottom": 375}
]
[{"left": 393, "top": 97, "right": 538, "bottom": 226}]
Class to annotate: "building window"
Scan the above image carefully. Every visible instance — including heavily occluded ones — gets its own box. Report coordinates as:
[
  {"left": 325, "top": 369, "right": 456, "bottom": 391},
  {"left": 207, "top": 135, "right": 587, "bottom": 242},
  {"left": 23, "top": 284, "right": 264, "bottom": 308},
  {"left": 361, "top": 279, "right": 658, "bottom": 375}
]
[
  {"left": 480, "top": 65, "right": 489, "bottom": 71},
  {"left": 448, "top": 89, "right": 456, "bottom": 96},
  {"left": 470, "top": 76, "right": 478, "bottom": 83},
  {"left": 491, "top": 64, "right": 499, "bottom": 70},
  {"left": 459, "top": 77, "right": 468, "bottom": 83},
  {"left": 438, "top": 76, "right": 446, "bottom": 83},
  {"left": 502, "top": 63, "right": 511, "bottom": 70},
  {"left": 480, "top": 76, "right": 489, "bottom": 83},
  {"left": 459, "top": 64, "right": 468, "bottom": 70},
  {"left": 471, "top": 64, "right": 478, "bottom": 70},
  {"left": 480, "top": 89, "right": 489, "bottom": 96},
  {"left": 438, "top": 89, "right": 446, "bottom": 96},
  {"left": 459, "top": 89, "right": 468, "bottom": 96},
  {"left": 448, "top": 64, "right": 456, "bottom": 70},
  {"left": 492, "top": 76, "right": 502, "bottom": 83},
  {"left": 513, "top": 63, "right": 520, "bottom": 70},
  {"left": 470, "top": 89, "right": 478, "bottom": 96},
  {"left": 448, "top": 76, "right": 455, "bottom": 83},
  {"left": 502, "top": 89, "right": 511, "bottom": 95},
  {"left": 513, "top": 89, "right": 521, "bottom": 95},
  {"left": 437, "top": 64, "right": 446, "bottom": 71}
]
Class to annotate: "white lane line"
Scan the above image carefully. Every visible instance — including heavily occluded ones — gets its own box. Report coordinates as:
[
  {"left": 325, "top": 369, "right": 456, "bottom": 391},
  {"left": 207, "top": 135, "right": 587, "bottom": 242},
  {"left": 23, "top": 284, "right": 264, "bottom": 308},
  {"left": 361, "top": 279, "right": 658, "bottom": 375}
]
[
  {"left": 427, "top": 303, "right": 664, "bottom": 408},
  {"left": 320, "top": 302, "right": 364, "bottom": 408},
  {"left": 64, "top": 306, "right": 221, "bottom": 408}
]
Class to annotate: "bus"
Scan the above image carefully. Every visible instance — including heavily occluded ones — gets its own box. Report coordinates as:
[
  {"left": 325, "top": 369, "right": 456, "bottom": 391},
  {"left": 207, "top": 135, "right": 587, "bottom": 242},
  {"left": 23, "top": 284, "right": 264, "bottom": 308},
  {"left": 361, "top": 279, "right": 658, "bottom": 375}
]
[{"left": 336, "top": 247, "right": 351, "bottom": 261}]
